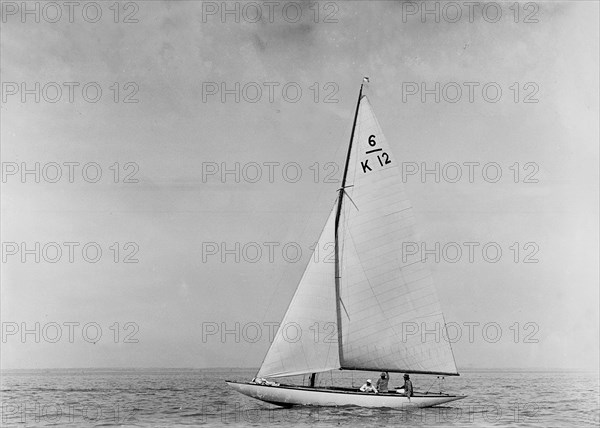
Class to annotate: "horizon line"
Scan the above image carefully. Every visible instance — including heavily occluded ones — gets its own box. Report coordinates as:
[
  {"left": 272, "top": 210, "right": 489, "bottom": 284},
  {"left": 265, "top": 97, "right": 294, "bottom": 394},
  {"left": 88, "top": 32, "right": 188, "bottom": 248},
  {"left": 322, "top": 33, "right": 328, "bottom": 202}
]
[{"left": 2, "top": 366, "right": 598, "bottom": 373}]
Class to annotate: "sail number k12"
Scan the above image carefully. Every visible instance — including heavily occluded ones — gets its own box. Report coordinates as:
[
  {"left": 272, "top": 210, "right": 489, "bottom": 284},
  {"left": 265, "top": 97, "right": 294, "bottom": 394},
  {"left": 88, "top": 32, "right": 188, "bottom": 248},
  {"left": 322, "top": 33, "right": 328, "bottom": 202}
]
[{"left": 361, "top": 135, "right": 392, "bottom": 174}]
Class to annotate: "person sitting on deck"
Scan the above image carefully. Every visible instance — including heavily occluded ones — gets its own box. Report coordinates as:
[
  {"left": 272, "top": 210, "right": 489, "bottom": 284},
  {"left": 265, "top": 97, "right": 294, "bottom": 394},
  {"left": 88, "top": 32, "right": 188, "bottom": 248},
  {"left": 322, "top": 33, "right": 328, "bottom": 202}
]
[
  {"left": 401, "top": 374, "right": 413, "bottom": 398},
  {"left": 359, "top": 379, "right": 378, "bottom": 393},
  {"left": 251, "top": 377, "right": 279, "bottom": 387},
  {"left": 376, "top": 372, "right": 389, "bottom": 393}
]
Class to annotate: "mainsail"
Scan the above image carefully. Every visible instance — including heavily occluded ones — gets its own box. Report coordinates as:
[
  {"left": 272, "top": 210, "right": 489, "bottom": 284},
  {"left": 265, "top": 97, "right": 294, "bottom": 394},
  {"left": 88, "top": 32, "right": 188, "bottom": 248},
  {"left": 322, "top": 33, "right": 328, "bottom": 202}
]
[
  {"left": 337, "top": 95, "right": 458, "bottom": 375},
  {"left": 257, "top": 83, "right": 458, "bottom": 379}
]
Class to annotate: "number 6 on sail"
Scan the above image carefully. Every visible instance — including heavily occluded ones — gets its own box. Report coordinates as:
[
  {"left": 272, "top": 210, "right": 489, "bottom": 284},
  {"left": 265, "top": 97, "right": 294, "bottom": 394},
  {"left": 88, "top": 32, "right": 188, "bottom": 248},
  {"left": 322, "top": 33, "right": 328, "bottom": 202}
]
[{"left": 226, "top": 78, "right": 466, "bottom": 409}]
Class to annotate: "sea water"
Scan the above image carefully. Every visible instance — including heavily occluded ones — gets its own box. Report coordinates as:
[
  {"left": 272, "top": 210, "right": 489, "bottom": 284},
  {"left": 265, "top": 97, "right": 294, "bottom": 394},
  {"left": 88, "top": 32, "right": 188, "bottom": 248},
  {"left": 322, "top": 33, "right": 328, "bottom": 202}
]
[{"left": 1, "top": 368, "right": 598, "bottom": 427}]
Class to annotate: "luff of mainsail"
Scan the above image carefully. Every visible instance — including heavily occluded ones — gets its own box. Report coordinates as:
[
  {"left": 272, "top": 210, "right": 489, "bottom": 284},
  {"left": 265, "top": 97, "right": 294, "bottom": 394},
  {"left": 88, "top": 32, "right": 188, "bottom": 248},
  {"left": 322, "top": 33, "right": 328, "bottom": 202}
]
[
  {"left": 336, "top": 94, "right": 459, "bottom": 376},
  {"left": 256, "top": 207, "right": 340, "bottom": 378},
  {"left": 334, "top": 81, "right": 365, "bottom": 367}
]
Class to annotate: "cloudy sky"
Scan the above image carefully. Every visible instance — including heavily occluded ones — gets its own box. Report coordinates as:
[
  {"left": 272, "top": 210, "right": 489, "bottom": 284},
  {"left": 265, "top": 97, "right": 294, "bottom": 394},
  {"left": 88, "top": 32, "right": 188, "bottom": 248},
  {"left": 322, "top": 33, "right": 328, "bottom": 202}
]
[{"left": 1, "top": 1, "right": 598, "bottom": 371}]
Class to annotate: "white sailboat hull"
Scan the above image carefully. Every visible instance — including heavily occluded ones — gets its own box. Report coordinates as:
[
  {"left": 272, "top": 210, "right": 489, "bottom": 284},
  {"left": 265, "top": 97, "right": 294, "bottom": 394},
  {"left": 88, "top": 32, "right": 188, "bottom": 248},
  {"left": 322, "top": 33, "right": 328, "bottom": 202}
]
[{"left": 227, "top": 381, "right": 465, "bottom": 409}]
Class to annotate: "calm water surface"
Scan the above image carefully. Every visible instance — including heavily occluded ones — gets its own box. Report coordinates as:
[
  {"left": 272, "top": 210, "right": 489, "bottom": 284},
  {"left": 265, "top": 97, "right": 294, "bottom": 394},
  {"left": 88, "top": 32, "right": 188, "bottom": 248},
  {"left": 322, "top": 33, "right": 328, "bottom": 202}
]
[{"left": 1, "top": 368, "right": 598, "bottom": 427}]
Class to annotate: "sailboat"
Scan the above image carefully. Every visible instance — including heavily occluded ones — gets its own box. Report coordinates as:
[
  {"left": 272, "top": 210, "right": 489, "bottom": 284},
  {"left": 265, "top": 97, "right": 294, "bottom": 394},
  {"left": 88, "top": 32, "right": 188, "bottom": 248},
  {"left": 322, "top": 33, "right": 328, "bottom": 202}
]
[{"left": 227, "top": 78, "right": 466, "bottom": 408}]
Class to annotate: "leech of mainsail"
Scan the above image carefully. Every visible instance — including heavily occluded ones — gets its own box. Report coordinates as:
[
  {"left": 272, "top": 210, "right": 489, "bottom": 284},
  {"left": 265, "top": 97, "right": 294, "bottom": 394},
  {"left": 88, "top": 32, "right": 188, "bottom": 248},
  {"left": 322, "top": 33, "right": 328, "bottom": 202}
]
[{"left": 256, "top": 81, "right": 459, "bottom": 379}]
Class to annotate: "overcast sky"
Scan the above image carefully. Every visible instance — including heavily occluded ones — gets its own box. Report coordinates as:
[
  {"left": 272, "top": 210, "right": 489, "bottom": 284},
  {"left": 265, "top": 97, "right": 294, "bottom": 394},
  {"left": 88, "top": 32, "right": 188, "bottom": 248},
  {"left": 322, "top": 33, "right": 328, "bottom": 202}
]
[{"left": 1, "top": 1, "right": 598, "bottom": 371}]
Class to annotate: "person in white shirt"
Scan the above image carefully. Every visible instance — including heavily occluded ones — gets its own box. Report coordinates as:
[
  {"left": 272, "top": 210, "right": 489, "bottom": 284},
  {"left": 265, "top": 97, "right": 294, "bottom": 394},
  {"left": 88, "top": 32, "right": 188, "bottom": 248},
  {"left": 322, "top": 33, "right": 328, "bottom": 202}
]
[{"left": 359, "top": 379, "right": 378, "bottom": 393}]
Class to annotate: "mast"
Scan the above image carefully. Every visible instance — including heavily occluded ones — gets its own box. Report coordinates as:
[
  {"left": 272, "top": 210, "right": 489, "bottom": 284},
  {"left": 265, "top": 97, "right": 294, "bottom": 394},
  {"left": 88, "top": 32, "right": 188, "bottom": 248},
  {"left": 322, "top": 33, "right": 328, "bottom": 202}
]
[{"left": 334, "top": 78, "right": 366, "bottom": 365}]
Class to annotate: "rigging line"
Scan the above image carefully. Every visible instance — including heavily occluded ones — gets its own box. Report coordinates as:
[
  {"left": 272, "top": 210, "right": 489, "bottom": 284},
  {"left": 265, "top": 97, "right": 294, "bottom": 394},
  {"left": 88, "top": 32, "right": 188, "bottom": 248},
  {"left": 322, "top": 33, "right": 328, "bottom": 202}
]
[
  {"left": 442, "top": 312, "right": 460, "bottom": 372},
  {"left": 335, "top": 81, "right": 365, "bottom": 365},
  {"left": 339, "top": 297, "right": 350, "bottom": 321},
  {"left": 336, "top": 148, "right": 361, "bottom": 329},
  {"left": 339, "top": 195, "right": 354, "bottom": 323},
  {"left": 402, "top": 258, "right": 428, "bottom": 268},
  {"left": 424, "top": 377, "right": 438, "bottom": 394},
  {"left": 336, "top": 97, "right": 362, "bottom": 323},
  {"left": 341, "top": 188, "right": 359, "bottom": 212}
]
